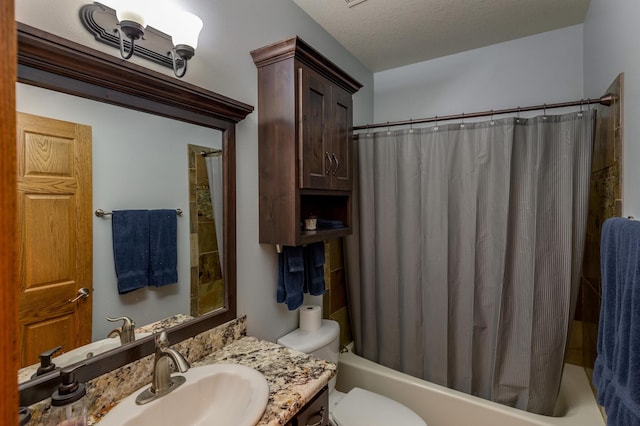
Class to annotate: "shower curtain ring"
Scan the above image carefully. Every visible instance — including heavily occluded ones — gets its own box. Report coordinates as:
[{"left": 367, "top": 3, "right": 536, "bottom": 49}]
[
  {"left": 386, "top": 121, "right": 391, "bottom": 135},
  {"left": 543, "top": 103, "right": 548, "bottom": 119},
  {"left": 434, "top": 115, "right": 439, "bottom": 131},
  {"left": 460, "top": 113, "right": 465, "bottom": 128},
  {"left": 578, "top": 99, "right": 584, "bottom": 117},
  {"left": 490, "top": 109, "right": 495, "bottom": 125},
  {"left": 517, "top": 107, "right": 521, "bottom": 123},
  {"left": 409, "top": 118, "right": 414, "bottom": 133}
]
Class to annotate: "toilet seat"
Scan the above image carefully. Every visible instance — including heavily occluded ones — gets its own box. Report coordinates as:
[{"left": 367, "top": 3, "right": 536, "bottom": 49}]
[{"left": 331, "top": 387, "right": 426, "bottom": 426}]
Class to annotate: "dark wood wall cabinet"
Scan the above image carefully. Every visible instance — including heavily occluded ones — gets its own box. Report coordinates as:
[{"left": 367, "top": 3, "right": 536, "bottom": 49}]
[{"left": 251, "top": 37, "right": 362, "bottom": 246}]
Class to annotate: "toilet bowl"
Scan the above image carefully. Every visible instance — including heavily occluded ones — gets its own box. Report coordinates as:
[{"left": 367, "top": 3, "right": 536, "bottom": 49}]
[{"left": 277, "top": 320, "right": 426, "bottom": 426}]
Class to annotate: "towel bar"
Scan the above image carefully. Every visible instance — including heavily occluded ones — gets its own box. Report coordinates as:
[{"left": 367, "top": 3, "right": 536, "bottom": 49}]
[{"left": 95, "top": 208, "right": 183, "bottom": 217}]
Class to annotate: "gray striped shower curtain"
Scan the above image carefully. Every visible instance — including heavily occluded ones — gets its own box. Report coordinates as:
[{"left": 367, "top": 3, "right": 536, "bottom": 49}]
[{"left": 346, "top": 111, "right": 595, "bottom": 415}]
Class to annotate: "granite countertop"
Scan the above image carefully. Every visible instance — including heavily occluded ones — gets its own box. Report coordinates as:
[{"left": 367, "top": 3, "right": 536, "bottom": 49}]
[
  {"left": 193, "top": 336, "right": 336, "bottom": 425},
  {"left": 23, "top": 316, "right": 334, "bottom": 426}
]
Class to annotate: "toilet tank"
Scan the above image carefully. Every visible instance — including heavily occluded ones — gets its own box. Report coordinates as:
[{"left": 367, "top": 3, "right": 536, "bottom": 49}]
[{"left": 277, "top": 320, "right": 340, "bottom": 364}]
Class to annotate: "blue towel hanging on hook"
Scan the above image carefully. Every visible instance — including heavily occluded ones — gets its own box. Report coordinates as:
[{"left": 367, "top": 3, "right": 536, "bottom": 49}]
[
  {"left": 277, "top": 242, "right": 326, "bottom": 310},
  {"left": 277, "top": 246, "right": 305, "bottom": 310}
]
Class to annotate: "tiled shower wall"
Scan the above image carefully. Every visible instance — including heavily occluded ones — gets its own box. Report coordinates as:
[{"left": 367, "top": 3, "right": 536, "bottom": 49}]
[
  {"left": 322, "top": 239, "right": 352, "bottom": 348},
  {"left": 188, "top": 145, "right": 224, "bottom": 316},
  {"left": 566, "top": 75, "right": 623, "bottom": 369}
]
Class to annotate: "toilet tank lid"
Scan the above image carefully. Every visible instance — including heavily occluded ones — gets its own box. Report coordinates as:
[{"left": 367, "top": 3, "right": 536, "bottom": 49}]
[{"left": 276, "top": 320, "right": 339, "bottom": 353}]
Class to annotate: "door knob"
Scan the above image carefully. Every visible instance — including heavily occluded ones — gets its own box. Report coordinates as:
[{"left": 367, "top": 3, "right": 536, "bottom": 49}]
[{"left": 69, "top": 287, "right": 90, "bottom": 303}]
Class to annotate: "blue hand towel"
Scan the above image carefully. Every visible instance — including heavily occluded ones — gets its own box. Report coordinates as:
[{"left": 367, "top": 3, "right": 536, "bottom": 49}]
[
  {"left": 593, "top": 217, "right": 640, "bottom": 425},
  {"left": 277, "top": 246, "right": 305, "bottom": 310},
  {"left": 148, "top": 209, "right": 178, "bottom": 287},
  {"left": 304, "top": 242, "right": 326, "bottom": 296},
  {"left": 112, "top": 210, "right": 149, "bottom": 294}
]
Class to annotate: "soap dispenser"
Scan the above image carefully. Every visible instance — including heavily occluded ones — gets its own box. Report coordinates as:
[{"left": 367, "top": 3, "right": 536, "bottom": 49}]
[
  {"left": 50, "top": 365, "right": 87, "bottom": 426},
  {"left": 31, "top": 345, "right": 62, "bottom": 379}
]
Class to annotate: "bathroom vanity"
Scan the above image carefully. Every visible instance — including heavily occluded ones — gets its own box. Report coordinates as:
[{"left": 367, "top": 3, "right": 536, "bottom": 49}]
[
  {"left": 23, "top": 316, "right": 334, "bottom": 425},
  {"left": 286, "top": 386, "right": 329, "bottom": 426},
  {"left": 192, "top": 333, "right": 332, "bottom": 426}
]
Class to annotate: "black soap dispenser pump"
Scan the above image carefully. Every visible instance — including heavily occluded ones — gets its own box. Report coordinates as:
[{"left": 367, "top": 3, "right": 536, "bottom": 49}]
[
  {"left": 31, "top": 345, "right": 62, "bottom": 379},
  {"left": 50, "top": 365, "right": 87, "bottom": 426}
]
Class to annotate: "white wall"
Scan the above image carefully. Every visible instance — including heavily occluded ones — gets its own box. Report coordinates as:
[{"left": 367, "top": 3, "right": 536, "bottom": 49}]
[
  {"left": 583, "top": 0, "right": 637, "bottom": 216},
  {"left": 373, "top": 25, "right": 584, "bottom": 124},
  {"left": 16, "top": 0, "right": 374, "bottom": 343},
  {"left": 16, "top": 83, "right": 221, "bottom": 341}
]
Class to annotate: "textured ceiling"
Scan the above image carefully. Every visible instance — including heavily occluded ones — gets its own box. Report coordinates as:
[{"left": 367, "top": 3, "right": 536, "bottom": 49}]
[{"left": 293, "top": 0, "right": 591, "bottom": 72}]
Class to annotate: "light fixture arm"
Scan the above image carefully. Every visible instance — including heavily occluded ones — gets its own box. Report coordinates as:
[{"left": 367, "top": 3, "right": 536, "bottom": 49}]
[
  {"left": 115, "top": 20, "right": 145, "bottom": 60},
  {"left": 169, "top": 44, "right": 195, "bottom": 79}
]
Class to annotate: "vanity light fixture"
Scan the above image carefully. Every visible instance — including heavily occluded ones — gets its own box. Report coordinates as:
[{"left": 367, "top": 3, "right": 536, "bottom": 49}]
[
  {"left": 164, "top": 9, "right": 204, "bottom": 78},
  {"left": 80, "top": 2, "right": 203, "bottom": 78}
]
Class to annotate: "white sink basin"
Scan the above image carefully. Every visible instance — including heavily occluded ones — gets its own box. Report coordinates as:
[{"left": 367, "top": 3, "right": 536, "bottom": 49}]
[
  {"left": 53, "top": 333, "right": 151, "bottom": 367},
  {"left": 99, "top": 363, "right": 270, "bottom": 426}
]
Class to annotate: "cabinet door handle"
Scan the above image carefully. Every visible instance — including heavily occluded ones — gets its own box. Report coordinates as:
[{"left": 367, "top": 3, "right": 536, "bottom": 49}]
[
  {"left": 325, "top": 152, "right": 333, "bottom": 175},
  {"left": 332, "top": 153, "right": 339, "bottom": 176},
  {"left": 306, "top": 406, "right": 325, "bottom": 426}
]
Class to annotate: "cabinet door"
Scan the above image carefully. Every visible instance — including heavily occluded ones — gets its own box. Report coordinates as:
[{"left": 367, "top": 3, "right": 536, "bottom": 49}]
[
  {"left": 329, "top": 86, "right": 353, "bottom": 190},
  {"left": 299, "top": 65, "right": 332, "bottom": 190},
  {"left": 288, "top": 386, "right": 329, "bottom": 426}
]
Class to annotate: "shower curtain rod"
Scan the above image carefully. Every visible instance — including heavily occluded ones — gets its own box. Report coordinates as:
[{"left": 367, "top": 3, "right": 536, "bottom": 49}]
[{"left": 353, "top": 94, "right": 614, "bottom": 131}]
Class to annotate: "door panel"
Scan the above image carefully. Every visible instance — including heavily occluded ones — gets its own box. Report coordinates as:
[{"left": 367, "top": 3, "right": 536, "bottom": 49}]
[
  {"left": 299, "top": 65, "right": 331, "bottom": 189},
  {"left": 17, "top": 112, "right": 92, "bottom": 367},
  {"left": 330, "top": 87, "right": 353, "bottom": 190}
]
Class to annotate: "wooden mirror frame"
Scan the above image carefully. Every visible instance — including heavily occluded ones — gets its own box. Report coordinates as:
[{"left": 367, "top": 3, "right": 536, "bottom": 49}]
[
  {"left": 15, "top": 23, "right": 253, "bottom": 406},
  {"left": 1, "top": 3, "right": 17, "bottom": 422}
]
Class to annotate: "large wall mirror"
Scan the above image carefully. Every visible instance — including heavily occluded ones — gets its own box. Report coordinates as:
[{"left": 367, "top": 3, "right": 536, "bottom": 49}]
[{"left": 17, "top": 23, "right": 252, "bottom": 405}]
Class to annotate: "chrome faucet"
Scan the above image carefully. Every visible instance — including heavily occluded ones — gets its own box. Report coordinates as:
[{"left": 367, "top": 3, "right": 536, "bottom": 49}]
[
  {"left": 135, "top": 331, "right": 190, "bottom": 405},
  {"left": 106, "top": 316, "right": 136, "bottom": 344}
]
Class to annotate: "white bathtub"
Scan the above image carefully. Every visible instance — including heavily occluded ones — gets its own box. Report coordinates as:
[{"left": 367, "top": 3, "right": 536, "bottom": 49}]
[{"left": 335, "top": 350, "right": 605, "bottom": 426}]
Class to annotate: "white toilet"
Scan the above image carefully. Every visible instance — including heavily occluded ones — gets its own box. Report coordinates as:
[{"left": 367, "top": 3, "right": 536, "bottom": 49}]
[{"left": 278, "top": 320, "right": 426, "bottom": 426}]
